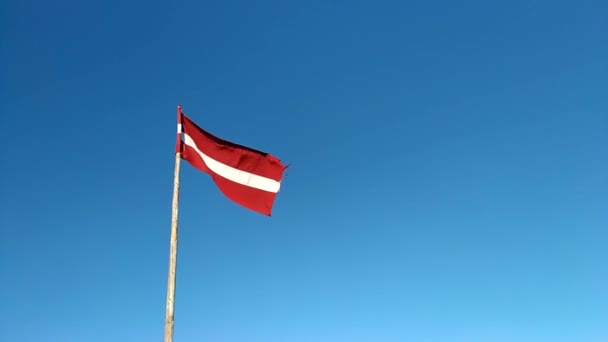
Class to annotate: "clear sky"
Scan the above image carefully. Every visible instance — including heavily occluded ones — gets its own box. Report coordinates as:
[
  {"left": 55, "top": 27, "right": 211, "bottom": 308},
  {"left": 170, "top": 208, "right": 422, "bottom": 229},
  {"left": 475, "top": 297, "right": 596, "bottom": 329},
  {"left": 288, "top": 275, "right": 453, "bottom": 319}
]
[{"left": 1, "top": 0, "right": 607, "bottom": 341}]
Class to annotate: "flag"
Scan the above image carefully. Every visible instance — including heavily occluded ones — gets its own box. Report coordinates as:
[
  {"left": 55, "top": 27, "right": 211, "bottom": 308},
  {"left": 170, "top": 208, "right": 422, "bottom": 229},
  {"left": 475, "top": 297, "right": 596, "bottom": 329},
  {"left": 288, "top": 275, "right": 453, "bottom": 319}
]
[{"left": 177, "top": 111, "right": 287, "bottom": 216}]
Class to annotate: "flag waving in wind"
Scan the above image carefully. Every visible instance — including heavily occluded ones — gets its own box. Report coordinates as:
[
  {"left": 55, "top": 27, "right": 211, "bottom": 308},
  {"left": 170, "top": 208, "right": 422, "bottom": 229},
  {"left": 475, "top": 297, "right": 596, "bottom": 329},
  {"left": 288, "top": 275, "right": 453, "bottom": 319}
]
[{"left": 177, "top": 109, "right": 287, "bottom": 216}]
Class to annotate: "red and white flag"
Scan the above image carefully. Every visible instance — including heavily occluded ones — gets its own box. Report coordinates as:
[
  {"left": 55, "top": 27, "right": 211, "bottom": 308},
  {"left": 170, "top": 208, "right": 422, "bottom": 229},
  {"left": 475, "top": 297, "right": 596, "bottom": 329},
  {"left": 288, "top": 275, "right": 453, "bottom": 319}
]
[{"left": 177, "top": 109, "right": 287, "bottom": 216}]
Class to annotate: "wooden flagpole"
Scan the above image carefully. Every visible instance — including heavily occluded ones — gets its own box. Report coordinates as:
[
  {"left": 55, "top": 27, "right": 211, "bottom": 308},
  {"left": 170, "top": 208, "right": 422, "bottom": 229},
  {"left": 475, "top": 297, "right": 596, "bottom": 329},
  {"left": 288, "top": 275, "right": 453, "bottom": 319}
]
[{"left": 164, "top": 105, "right": 183, "bottom": 342}]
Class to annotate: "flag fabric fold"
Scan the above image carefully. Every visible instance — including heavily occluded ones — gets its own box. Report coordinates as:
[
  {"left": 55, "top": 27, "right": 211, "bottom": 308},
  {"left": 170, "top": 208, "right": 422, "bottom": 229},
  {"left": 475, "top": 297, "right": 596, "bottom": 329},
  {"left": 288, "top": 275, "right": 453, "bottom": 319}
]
[{"left": 177, "top": 112, "right": 287, "bottom": 216}]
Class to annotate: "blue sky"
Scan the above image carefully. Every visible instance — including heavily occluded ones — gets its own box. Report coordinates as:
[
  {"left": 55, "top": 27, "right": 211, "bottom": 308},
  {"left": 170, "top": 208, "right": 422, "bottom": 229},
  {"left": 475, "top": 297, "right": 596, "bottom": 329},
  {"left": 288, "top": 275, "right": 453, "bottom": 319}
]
[{"left": 1, "top": 0, "right": 607, "bottom": 341}]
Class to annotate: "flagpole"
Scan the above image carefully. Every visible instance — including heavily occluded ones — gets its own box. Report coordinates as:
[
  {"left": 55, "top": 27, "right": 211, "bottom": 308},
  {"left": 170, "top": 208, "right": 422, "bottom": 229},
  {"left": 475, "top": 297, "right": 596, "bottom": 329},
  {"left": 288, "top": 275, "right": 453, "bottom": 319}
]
[{"left": 164, "top": 105, "right": 183, "bottom": 342}]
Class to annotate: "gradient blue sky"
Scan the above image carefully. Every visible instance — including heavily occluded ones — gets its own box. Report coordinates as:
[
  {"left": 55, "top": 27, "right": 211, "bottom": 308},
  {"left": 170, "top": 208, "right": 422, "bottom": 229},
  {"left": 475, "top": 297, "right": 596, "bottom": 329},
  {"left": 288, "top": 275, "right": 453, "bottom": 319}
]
[{"left": 1, "top": 0, "right": 607, "bottom": 341}]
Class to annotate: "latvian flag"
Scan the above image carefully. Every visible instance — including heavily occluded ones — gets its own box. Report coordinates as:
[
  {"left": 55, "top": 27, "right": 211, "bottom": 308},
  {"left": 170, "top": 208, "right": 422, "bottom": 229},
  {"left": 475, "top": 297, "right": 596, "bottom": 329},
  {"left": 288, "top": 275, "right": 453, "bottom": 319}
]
[{"left": 177, "top": 109, "right": 287, "bottom": 216}]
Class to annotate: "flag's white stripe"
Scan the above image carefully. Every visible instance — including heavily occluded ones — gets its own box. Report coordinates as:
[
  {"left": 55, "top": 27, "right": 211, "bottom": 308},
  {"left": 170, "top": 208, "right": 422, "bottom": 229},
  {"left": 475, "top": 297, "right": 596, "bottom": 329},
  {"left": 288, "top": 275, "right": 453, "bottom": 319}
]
[
  {"left": 183, "top": 133, "right": 281, "bottom": 193},
  {"left": 177, "top": 124, "right": 182, "bottom": 133}
]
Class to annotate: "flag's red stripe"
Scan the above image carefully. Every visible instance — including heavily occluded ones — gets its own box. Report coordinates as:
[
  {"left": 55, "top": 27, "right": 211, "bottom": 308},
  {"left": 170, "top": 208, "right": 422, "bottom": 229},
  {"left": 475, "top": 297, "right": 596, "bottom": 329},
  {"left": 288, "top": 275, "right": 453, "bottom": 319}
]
[
  {"left": 182, "top": 144, "right": 278, "bottom": 215},
  {"left": 181, "top": 114, "right": 285, "bottom": 181}
]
